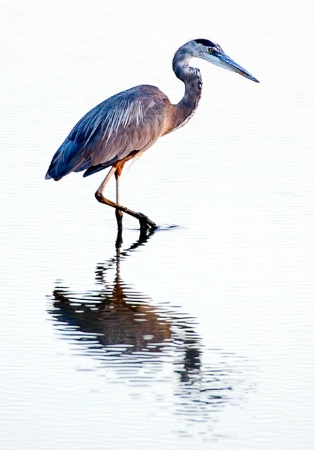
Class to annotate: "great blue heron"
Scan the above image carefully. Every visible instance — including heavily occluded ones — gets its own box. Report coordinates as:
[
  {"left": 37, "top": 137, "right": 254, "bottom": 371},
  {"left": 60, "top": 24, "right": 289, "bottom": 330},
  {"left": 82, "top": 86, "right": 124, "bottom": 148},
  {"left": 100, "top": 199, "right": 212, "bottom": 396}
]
[{"left": 45, "top": 39, "right": 258, "bottom": 231}]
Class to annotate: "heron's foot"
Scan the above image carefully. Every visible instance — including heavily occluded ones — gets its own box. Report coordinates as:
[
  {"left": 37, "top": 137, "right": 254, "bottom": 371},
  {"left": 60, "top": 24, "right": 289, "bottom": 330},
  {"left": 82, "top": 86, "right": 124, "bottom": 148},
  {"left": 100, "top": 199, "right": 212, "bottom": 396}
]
[{"left": 138, "top": 213, "right": 157, "bottom": 232}]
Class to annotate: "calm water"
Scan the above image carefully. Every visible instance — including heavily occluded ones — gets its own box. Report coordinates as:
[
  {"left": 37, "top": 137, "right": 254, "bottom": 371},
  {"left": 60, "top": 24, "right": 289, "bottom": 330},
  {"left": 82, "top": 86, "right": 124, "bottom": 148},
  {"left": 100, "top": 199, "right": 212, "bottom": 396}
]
[{"left": 1, "top": 1, "right": 315, "bottom": 449}]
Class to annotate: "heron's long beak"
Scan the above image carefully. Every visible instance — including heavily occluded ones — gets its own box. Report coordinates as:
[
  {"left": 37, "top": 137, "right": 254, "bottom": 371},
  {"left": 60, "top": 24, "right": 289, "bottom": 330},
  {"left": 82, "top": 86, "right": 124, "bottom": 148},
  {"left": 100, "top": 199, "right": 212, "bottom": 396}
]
[{"left": 215, "top": 52, "right": 259, "bottom": 83}]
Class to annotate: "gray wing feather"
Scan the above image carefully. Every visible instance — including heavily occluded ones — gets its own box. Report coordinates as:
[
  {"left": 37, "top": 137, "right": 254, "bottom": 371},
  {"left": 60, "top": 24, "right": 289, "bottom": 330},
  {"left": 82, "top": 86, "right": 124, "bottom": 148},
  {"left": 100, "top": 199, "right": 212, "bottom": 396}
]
[{"left": 45, "top": 85, "right": 168, "bottom": 180}]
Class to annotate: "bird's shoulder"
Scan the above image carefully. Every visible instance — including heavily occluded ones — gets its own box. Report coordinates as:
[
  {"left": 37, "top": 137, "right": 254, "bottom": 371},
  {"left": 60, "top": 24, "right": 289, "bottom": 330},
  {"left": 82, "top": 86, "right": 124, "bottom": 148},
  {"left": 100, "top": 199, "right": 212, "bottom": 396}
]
[{"left": 69, "top": 84, "right": 170, "bottom": 145}]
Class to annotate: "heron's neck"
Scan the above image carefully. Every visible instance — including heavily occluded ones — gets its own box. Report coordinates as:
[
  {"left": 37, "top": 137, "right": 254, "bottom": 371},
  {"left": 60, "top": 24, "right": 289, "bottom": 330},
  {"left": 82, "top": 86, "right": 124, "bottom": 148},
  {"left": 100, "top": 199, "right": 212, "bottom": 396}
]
[{"left": 169, "top": 50, "right": 202, "bottom": 132}]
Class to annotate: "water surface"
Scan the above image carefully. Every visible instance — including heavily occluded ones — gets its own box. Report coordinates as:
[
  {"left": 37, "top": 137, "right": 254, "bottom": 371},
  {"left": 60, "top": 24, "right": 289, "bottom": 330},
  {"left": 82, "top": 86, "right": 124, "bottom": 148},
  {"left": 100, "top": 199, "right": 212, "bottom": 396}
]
[{"left": 1, "top": 1, "right": 315, "bottom": 449}]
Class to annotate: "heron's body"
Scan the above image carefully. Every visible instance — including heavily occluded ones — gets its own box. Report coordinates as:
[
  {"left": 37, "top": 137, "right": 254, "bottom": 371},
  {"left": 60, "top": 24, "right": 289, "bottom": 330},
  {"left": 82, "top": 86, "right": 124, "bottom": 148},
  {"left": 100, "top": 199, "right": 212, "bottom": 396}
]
[
  {"left": 46, "top": 39, "right": 258, "bottom": 231},
  {"left": 47, "top": 85, "right": 169, "bottom": 180}
]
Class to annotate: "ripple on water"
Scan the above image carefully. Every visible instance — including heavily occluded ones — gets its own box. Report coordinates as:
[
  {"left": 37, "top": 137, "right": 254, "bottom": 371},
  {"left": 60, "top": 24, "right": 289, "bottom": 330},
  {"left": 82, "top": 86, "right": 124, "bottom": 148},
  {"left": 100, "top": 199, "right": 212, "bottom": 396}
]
[{"left": 47, "top": 236, "right": 256, "bottom": 440}]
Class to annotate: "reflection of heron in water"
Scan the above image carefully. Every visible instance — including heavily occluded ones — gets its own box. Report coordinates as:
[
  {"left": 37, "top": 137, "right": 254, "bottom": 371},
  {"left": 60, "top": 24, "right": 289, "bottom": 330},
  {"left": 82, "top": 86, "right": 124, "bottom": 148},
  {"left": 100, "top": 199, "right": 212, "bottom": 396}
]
[
  {"left": 49, "top": 230, "right": 201, "bottom": 374},
  {"left": 48, "top": 233, "right": 254, "bottom": 430}
]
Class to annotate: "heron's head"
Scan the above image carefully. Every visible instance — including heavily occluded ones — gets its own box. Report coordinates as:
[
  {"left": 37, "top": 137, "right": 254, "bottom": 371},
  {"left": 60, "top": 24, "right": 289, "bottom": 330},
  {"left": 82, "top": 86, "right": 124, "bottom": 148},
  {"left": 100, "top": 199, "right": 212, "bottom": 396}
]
[{"left": 192, "top": 38, "right": 259, "bottom": 83}]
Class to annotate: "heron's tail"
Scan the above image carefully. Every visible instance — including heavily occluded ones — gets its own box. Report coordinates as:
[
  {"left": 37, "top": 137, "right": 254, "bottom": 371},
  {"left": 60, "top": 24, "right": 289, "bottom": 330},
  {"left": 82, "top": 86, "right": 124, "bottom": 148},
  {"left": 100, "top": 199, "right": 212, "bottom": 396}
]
[{"left": 45, "top": 138, "right": 85, "bottom": 181}]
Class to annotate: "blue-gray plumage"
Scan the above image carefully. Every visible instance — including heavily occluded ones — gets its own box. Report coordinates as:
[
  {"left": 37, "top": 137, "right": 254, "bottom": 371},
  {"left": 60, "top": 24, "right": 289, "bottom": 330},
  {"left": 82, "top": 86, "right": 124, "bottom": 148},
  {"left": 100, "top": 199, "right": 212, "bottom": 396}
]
[{"left": 46, "top": 39, "right": 258, "bottom": 232}]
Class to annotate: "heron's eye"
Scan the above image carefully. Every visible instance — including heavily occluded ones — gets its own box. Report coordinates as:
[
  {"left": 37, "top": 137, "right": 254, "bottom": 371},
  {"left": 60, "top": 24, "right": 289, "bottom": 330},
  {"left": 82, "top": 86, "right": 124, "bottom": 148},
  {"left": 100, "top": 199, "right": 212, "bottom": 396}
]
[{"left": 208, "top": 47, "right": 214, "bottom": 54}]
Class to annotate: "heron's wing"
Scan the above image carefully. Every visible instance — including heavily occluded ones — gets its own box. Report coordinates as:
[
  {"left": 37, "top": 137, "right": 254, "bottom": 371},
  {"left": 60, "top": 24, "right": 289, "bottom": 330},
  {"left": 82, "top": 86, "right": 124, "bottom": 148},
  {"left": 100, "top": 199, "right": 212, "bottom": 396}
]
[{"left": 45, "top": 85, "right": 168, "bottom": 180}]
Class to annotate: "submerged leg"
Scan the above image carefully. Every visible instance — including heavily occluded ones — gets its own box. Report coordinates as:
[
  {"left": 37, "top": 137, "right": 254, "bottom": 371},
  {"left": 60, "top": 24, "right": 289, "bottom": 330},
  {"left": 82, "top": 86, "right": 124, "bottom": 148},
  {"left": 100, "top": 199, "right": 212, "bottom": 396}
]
[{"left": 95, "top": 166, "right": 157, "bottom": 231}]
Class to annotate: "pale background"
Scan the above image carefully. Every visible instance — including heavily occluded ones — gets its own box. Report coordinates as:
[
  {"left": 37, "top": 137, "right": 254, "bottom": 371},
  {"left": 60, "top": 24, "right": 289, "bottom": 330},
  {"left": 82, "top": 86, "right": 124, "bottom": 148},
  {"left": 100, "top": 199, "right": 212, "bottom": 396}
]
[{"left": 1, "top": 1, "right": 314, "bottom": 449}]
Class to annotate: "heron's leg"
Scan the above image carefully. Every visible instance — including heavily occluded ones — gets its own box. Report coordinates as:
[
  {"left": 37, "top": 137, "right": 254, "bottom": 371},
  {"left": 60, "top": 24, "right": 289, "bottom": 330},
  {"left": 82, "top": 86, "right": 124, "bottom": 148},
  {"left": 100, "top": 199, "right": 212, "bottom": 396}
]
[
  {"left": 97, "top": 166, "right": 117, "bottom": 193},
  {"left": 95, "top": 167, "right": 157, "bottom": 231},
  {"left": 114, "top": 170, "right": 123, "bottom": 230}
]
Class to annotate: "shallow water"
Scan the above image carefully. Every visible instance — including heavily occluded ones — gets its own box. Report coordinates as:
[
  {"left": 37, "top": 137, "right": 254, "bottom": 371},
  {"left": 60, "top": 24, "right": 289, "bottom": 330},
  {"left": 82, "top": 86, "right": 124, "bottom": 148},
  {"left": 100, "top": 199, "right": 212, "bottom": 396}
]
[{"left": 1, "top": 1, "right": 315, "bottom": 449}]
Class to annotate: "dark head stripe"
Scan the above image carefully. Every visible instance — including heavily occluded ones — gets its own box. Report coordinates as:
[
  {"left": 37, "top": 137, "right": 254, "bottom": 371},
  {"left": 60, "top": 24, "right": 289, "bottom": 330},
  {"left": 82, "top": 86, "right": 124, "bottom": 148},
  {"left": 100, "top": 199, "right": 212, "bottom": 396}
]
[{"left": 194, "top": 38, "right": 215, "bottom": 47}]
